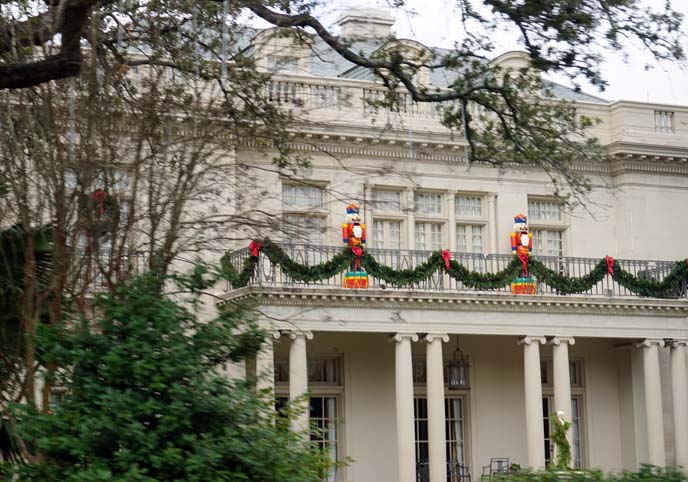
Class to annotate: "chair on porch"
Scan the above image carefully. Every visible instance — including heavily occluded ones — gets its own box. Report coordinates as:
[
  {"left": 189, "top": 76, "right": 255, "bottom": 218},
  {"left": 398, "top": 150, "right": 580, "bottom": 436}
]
[
  {"left": 416, "top": 459, "right": 471, "bottom": 482},
  {"left": 448, "top": 460, "right": 472, "bottom": 482},
  {"left": 481, "top": 458, "right": 509, "bottom": 480}
]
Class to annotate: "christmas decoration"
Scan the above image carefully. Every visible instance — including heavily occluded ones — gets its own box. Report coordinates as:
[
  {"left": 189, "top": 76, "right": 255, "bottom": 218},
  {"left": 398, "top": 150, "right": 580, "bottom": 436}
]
[
  {"left": 510, "top": 214, "right": 536, "bottom": 294},
  {"left": 342, "top": 204, "right": 367, "bottom": 288},
  {"left": 219, "top": 238, "right": 688, "bottom": 299}
]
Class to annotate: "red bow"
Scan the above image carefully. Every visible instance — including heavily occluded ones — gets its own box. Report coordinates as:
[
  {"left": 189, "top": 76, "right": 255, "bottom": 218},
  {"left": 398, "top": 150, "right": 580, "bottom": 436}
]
[
  {"left": 518, "top": 253, "right": 529, "bottom": 276},
  {"left": 605, "top": 255, "right": 615, "bottom": 275},
  {"left": 249, "top": 240, "right": 263, "bottom": 257},
  {"left": 441, "top": 250, "right": 451, "bottom": 270}
]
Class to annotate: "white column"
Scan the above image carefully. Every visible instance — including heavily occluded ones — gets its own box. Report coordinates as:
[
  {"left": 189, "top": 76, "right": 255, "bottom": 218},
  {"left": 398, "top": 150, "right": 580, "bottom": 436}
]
[
  {"left": 256, "top": 331, "right": 281, "bottom": 398},
  {"left": 447, "top": 191, "right": 456, "bottom": 252},
  {"left": 425, "top": 334, "right": 450, "bottom": 482},
  {"left": 487, "top": 193, "right": 498, "bottom": 253},
  {"left": 550, "top": 336, "right": 575, "bottom": 465},
  {"left": 670, "top": 340, "right": 688, "bottom": 468},
  {"left": 406, "top": 189, "right": 416, "bottom": 249},
  {"left": 392, "top": 333, "right": 419, "bottom": 482},
  {"left": 519, "top": 336, "right": 547, "bottom": 469},
  {"left": 289, "top": 331, "right": 313, "bottom": 435},
  {"left": 638, "top": 338, "right": 666, "bottom": 466}
]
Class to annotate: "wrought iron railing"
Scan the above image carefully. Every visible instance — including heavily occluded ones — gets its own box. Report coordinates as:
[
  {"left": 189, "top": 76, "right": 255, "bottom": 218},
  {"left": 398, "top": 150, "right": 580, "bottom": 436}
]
[{"left": 223, "top": 244, "right": 688, "bottom": 300}]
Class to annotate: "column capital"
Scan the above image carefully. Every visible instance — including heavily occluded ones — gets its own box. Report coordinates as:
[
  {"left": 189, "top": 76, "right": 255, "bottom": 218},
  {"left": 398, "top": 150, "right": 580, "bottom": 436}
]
[
  {"left": 518, "top": 336, "right": 547, "bottom": 346},
  {"left": 669, "top": 339, "right": 688, "bottom": 348},
  {"left": 287, "top": 330, "right": 314, "bottom": 341},
  {"left": 390, "top": 332, "right": 419, "bottom": 343},
  {"left": 548, "top": 336, "right": 576, "bottom": 346},
  {"left": 637, "top": 338, "right": 665, "bottom": 348},
  {"left": 270, "top": 330, "right": 282, "bottom": 340},
  {"left": 424, "top": 333, "right": 450, "bottom": 343}
]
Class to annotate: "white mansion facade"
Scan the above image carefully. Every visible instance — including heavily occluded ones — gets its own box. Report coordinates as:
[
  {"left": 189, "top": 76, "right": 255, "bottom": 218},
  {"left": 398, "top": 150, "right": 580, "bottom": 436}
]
[{"left": 220, "top": 9, "right": 688, "bottom": 482}]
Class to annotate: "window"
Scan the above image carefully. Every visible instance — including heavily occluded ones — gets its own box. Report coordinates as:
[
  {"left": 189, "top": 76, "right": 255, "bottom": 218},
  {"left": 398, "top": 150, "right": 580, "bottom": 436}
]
[
  {"left": 528, "top": 200, "right": 562, "bottom": 223},
  {"left": 456, "top": 224, "right": 483, "bottom": 254},
  {"left": 655, "top": 110, "right": 675, "bottom": 133},
  {"left": 543, "top": 396, "right": 584, "bottom": 469},
  {"left": 532, "top": 229, "right": 563, "bottom": 257},
  {"left": 455, "top": 195, "right": 482, "bottom": 217},
  {"left": 541, "top": 359, "right": 585, "bottom": 468},
  {"left": 372, "top": 219, "right": 402, "bottom": 250},
  {"left": 275, "top": 357, "right": 343, "bottom": 481},
  {"left": 415, "top": 192, "right": 442, "bottom": 215},
  {"left": 372, "top": 189, "right": 402, "bottom": 211},
  {"left": 283, "top": 214, "right": 325, "bottom": 245},
  {"left": 282, "top": 184, "right": 324, "bottom": 210},
  {"left": 310, "top": 396, "right": 340, "bottom": 482},
  {"left": 414, "top": 397, "right": 467, "bottom": 475},
  {"left": 528, "top": 199, "right": 565, "bottom": 257},
  {"left": 415, "top": 222, "right": 443, "bottom": 250}
]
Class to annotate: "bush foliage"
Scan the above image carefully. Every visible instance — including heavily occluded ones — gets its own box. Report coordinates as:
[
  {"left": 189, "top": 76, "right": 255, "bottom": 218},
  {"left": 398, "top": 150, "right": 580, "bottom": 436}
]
[{"left": 4, "top": 272, "right": 329, "bottom": 482}]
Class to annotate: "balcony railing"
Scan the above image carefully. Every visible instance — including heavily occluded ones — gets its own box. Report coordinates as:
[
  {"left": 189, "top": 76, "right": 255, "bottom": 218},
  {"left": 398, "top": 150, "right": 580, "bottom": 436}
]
[{"left": 223, "top": 244, "right": 688, "bottom": 300}]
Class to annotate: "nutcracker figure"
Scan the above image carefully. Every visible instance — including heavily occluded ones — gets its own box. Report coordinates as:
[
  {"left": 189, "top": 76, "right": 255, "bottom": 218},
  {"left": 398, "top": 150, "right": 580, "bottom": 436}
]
[
  {"left": 342, "top": 203, "right": 366, "bottom": 247},
  {"left": 342, "top": 203, "right": 368, "bottom": 289},
  {"left": 510, "top": 213, "right": 536, "bottom": 295}
]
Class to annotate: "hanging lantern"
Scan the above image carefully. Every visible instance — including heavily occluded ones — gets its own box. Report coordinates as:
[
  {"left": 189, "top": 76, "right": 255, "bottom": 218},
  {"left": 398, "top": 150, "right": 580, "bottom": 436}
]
[{"left": 447, "top": 337, "right": 470, "bottom": 391}]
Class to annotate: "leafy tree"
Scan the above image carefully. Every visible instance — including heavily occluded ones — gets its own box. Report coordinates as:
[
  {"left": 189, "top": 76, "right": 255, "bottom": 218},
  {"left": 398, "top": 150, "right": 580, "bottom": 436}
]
[{"left": 4, "top": 271, "right": 329, "bottom": 481}]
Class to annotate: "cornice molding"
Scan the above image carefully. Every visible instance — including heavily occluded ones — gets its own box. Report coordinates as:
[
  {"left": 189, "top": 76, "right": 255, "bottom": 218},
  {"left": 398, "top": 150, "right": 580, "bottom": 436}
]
[
  {"left": 220, "top": 286, "right": 688, "bottom": 318},
  {"left": 237, "top": 132, "right": 688, "bottom": 177}
]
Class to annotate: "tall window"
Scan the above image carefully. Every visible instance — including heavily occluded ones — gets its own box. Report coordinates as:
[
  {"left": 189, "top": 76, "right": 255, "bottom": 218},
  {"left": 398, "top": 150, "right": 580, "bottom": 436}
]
[
  {"left": 371, "top": 189, "right": 404, "bottom": 250},
  {"left": 414, "top": 397, "right": 467, "bottom": 482},
  {"left": 542, "top": 396, "right": 584, "bottom": 469},
  {"left": 456, "top": 194, "right": 487, "bottom": 254},
  {"left": 282, "top": 183, "right": 326, "bottom": 245},
  {"left": 541, "top": 359, "right": 585, "bottom": 468},
  {"left": 276, "top": 357, "right": 343, "bottom": 481},
  {"left": 415, "top": 222, "right": 443, "bottom": 251},
  {"left": 528, "top": 199, "right": 566, "bottom": 257}
]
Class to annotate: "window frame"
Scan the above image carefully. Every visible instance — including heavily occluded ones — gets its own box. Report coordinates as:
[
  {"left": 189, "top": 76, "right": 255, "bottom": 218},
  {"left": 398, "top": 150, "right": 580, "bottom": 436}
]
[
  {"left": 414, "top": 191, "right": 445, "bottom": 217},
  {"left": 528, "top": 197, "right": 568, "bottom": 257},
  {"left": 414, "top": 221, "right": 445, "bottom": 251},
  {"left": 371, "top": 217, "right": 404, "bottom": 250},
  {"left": 281, "top": 181, "right": 328, "bottom": 245},
  {"left": 371, "top": 188, "right": 404, "bottom": 213}
]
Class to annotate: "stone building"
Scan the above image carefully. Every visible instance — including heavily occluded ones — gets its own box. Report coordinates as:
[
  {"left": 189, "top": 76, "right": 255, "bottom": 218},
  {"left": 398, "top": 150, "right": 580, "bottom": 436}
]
[{"left": 221, "top": 9, "right": 688, "bottom": 482}]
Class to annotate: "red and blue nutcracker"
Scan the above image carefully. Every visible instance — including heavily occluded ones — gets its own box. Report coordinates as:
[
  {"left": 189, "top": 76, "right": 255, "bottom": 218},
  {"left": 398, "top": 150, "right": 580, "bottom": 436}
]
[
  {"left": 342, "top": 203, "right": 368, "bottom": 288},
  {"left": 510, "top": 213, "right": 536, "bottom": 294}
]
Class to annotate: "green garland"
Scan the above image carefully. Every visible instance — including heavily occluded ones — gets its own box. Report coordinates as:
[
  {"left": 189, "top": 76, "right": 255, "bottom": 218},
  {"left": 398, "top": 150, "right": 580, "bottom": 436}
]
[{"left": 220, "top": 238, "right": 688, "bottom": 297}]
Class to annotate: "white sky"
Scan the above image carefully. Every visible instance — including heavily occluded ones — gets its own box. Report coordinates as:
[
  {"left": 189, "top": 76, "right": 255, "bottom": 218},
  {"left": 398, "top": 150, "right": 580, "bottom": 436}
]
[{"left": 249, "top": 0, "right": 688, "bottom": 106}]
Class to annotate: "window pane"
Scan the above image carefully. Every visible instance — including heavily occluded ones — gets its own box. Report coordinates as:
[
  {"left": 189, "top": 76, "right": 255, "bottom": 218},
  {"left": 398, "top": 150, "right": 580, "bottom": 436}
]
[
  {"left": 283, "top": 214, "right": 324, "bottom": 245},
  {"left": 430, "top": 224, "right": 443, "bottom": 250},
  {"left": 456, "top": 224, "right": 482, "bottom": 253},
  {"left": 455, "top": 195, "right": 483, "bottom": 217},
  {"left": 415, "top": 223, "right": 426, "bottom": 249},
  {"left": 415, "top": 192, "right": 442, "bottom": 214},
  {"left": 532, "top": 229, "right": 563, "bottom": 257},
  {"left": 283, "top": 184, "right": 323, "bottom": 210},
  {"left": 528, "top": 200, "right": 562, "bottom": 222},
  {"left": 456, "top": 224, "right": 467, "bottom": 253},
  {"left": 373, "top": 190, "right": 401, "bottom": 211},
  {"left": 373, "top": 219, "right": 402, "bottom": 249}
]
